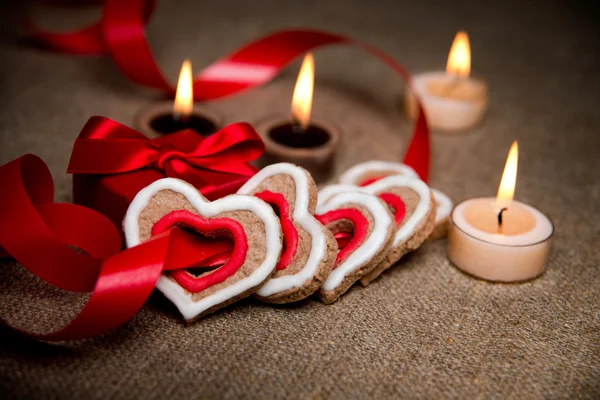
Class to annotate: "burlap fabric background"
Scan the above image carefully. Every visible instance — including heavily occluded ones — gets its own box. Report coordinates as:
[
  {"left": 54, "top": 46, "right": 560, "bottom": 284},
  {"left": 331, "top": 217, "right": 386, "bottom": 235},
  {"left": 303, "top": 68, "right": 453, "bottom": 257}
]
[{"left": 1, "top": 0, "right": 598, "bottom": 398}]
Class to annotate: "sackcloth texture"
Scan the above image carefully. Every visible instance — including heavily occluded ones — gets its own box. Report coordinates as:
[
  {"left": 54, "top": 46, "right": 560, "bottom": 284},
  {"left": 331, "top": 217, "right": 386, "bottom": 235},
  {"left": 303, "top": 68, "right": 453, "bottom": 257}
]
[{"left": 0, "top": 0, "right": 598, "bottom": 398}]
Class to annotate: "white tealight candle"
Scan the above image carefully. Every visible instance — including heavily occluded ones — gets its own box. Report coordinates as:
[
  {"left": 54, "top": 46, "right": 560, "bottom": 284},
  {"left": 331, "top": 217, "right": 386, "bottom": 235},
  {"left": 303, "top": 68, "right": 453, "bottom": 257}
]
[
  {"left": 449, "top": 198, "right": 553, "bottom": 281},
  {"left": 447, "top": 142, "right": 554, "bottom": 282},
  {"left": 405, "top": 31, "right": 489, "bottom": 132}
]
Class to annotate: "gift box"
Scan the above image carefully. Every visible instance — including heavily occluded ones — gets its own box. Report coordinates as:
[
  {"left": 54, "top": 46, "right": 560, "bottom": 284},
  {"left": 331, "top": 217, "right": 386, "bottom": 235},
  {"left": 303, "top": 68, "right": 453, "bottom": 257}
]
[{"left": 68, "top": 117, "right": 264, "bottom": 232}]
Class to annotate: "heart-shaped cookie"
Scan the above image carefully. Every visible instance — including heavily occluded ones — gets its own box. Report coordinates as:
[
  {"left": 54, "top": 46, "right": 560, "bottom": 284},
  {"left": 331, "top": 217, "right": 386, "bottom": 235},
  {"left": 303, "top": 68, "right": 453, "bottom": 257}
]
[
  {"left": 319, "top": 175, "right": 435, "bottom": 286},
  {"left": 339, "top": 160, "right": 453, "bottom": 239},
  {"left": 314, "top": 191, "right": 395, "bottom": 304},
  {"left": 124, "top": 178, "right": 282, "bottom": 324},
  {"left": 237, "top": 163, "right": 337, "bottom": 303}
]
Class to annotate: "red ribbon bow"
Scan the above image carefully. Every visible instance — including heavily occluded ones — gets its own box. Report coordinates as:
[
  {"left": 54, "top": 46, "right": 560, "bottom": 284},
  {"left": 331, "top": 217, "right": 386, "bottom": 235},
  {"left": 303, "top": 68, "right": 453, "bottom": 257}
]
[
  {"left": 26, "top": 1, "right": 430, "bottom": 181},
  {"left": 3, "top": 1, "right": 435, "bottom": 341},
  {"left": 67, "top": 116, "right": 264, "bottom": 188},
  {"left": 0, "top": 154, "right": 231, "bottom": 341}
]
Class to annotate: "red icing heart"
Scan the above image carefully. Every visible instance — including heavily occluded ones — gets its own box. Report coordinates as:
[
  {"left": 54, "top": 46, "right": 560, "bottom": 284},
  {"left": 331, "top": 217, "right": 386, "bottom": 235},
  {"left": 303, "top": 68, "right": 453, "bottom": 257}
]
[
  {"left": 254, "top": 190, "right": 298, "bottom": 271},
  {"left": 359, "top": 177, "right": 408, "bottom": 228},
  {"left": 151, "top": 210, "right": 247, "bottom": 293},
  {"left": 315, "top": 209, "right": 368, "bottom": 267},
  {"left": 378, "top": 192, "right": 406, "bottom": 226},
  {"left": 359, "top": 176, "right": 382, "bottom": 187}
]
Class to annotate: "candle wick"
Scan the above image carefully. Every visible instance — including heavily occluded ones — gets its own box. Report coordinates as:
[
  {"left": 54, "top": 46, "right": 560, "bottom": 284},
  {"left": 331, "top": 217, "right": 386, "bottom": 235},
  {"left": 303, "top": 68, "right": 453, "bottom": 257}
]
[
  {"left": 497, "top": 207, "right": 508, "bottom": 230},
  {"left": 441, "top": 75, "right": 461, "bottom": 97},
  {"left": 291, "top": 120, "right": 305, "bottom": 135},
  {"left": 173, "top": 113, "right": 189, "bottom": 124}
]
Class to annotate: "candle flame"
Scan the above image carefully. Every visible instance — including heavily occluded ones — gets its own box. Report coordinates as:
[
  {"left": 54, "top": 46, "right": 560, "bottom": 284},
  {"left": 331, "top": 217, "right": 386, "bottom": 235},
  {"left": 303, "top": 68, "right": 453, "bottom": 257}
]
[
  {"left": 173, "top": 59, "right": 193, "bottom": 118},
  {"left": 496, "top": 141, "right": 519, "bottom": 209},
  {"left": 291, "top": 53, "right": 314, "bottom": 129},
  {"left": 446, "top": 31, "right": 471, "bottom": 78}
]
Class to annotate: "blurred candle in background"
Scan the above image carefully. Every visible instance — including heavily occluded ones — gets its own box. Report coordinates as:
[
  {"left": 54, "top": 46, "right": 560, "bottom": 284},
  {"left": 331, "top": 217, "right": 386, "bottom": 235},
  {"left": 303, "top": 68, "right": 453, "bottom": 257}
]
[
  {"left": 405, "top": 31, "right": 489, "bottom": 133},
  {"left": 135, "top": 60, "right": 221, "bottom": 137},
  {"left": 255, "top": 53, "right": 340, "bottom": 183}
]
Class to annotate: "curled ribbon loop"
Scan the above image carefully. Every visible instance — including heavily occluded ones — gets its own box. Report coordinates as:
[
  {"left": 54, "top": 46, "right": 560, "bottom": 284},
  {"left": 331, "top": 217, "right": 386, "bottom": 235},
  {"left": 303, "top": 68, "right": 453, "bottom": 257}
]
[
  {"left": 0, "top": 155, "right": 236, "bottom": 341},
  {"left": 6, "top": 0, "right": 435, "bottom": 341},
  {"left": 26, "top": 1, "right": 430, "bottom": 181},
  {"left": 23, "top": 0, "right": 156, "bottom": 55}
]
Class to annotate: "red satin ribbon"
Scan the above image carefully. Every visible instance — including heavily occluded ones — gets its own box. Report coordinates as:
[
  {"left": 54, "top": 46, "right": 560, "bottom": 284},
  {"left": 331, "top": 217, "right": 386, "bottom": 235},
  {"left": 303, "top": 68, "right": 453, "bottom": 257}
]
[
  {"left": 7, "top": 1, "right": 432, "bottom": 341},
  {"left": 26, "top": 1, "right": 430, "bottom": 181},
  {"left": 68, "top": 116, "right": 264, "bottom": 187},
  {"left": 0, "top": 154, "right": 234, "bottom": 341}
]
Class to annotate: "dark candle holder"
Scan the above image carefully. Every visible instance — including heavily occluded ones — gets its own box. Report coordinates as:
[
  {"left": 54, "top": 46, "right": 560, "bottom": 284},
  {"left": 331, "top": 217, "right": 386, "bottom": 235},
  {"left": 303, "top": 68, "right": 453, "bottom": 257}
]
[
  {"left": 255, "top": 115, "right": 340, "bottom": 183},
  {"left": 135, "top": 101, "right": 222, "bottom": 138}
]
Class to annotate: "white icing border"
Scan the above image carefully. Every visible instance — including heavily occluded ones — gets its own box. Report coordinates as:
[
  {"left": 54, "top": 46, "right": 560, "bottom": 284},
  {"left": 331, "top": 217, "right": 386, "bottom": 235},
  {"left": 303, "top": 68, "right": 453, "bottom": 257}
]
[
  {"left": 318, "top": 184, "right": 359, "bottom": 206},
  {"left": 316, "top": 191, "right": 392, "bottom": 292},
  {"left": 318, "top": 175, "right": 431, "bottom": 247},
  {"left": 237, "top": 163, "right": 327, "bottom": 297},
  {"left": 431, "top": 188, "right": 452, "bottom": 224},
  {"left": 337, "top": 161, "right": 452, "bottom": 225},
  {"left": 339, "top": 161, "right": 419, "bottom": 184},
  {"left": 124, "top": 178, "right": 282, "bottom": 321}
]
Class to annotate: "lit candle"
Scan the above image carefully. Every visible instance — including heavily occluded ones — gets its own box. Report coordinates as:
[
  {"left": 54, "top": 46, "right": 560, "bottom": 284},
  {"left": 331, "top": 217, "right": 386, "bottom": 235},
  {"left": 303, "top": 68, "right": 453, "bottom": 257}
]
[
  {"left": 447, "top": 142, "right": 554, "bottom": 282},
  {"left": 135, "top": 60, "right": 221, "bottom": 137},
  {"left": 255, "top": 53, "right": 340, "bottom": 183},
  {"left": 405, "top": 31, "right": 489, "bottom": 132}
]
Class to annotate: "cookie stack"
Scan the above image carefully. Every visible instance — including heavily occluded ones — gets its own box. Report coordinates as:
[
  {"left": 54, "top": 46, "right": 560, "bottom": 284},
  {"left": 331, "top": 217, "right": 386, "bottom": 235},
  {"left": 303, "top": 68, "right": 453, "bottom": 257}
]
[{"left": 124, "top": 162, "right": 452, "bottom": 324}]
